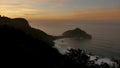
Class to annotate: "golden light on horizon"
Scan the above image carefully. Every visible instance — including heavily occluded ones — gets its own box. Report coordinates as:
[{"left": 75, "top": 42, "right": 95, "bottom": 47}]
[{"left": 0, "top": 0, "right": 120, "bottom": 22}]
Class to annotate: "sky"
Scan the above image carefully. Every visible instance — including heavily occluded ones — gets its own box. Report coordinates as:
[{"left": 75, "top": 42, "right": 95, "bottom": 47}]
[{"left": 0, "top": 0, "right": 120, "bottom": 22}]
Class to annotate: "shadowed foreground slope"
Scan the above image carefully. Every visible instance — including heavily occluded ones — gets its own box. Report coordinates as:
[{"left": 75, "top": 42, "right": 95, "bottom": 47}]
[
  {"left": 0, "top": 16, "right": 119, "bottom": 68},
  {"left": 0, "top": 16, "right": 62, "bottom": 67},
  {"left": 0, "top": 16, "right": 55, "bottom": 45}
]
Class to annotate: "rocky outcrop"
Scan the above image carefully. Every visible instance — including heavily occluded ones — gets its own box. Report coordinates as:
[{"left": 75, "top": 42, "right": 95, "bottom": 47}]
[{"left": 62, "top": 28, "right": 92, "bottom": 39}]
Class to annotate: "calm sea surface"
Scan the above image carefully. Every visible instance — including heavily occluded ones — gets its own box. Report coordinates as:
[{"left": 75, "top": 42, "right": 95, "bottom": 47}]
[{"left": 29, "top": 21, "right": 120, "bottom": 59}]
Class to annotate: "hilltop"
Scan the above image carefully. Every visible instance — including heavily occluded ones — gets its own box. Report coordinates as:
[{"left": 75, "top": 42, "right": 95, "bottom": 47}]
[{"left": 0, "top": 16, "right": 55, "bottom": 45}]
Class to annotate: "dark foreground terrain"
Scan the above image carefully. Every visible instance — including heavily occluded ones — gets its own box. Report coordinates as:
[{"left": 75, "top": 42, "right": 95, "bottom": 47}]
[{"left": 0, "top": 16, "right": 119, "bottom": 68}]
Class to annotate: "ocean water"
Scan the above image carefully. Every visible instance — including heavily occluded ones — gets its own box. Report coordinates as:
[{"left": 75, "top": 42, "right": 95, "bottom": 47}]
[{"left": 29, "top": 21, "right": 120, "bottom": 59}]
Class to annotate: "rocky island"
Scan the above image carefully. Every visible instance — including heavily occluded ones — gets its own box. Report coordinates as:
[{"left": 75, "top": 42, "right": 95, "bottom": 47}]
[
  {"left": 63, "top": 28, "right": 92, "bottom": 39},
  {"left": 55, "top": 28, "right": 92, "bottom": 40}
]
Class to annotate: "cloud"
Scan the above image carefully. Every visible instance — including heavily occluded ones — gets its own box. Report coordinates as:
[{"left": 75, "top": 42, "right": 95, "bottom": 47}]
[
  {"left": 26, "top": 0, "right": 70, "bottom": 8},
  {"left": 35, "top": 8, "right": 120, "bottom": 21},
  {"left": 0, "top": 2, "right": 45, "bottom": 18},
  {"left": 53, "top": 0, "right": 73, "bottom": 8},
  {"left": 21, "top": 8, "right": 120, "bottom": 22},
  {"left": 70, "top": 8, "right": 120, "bottom": 21},
  {"left": 27, "top": 0, "right": 51, "bottom": 4},
  {"left": 54, "top": 0, "right": 67, "bottom": 8},
  {"left": 0, "top": 1, "right": 42, "bottom": 12},
  {"left": 0, "top": 0, "right": 70, "bottom": 9},
  {"left": 0, "top": 2, "right": 20, "bottom": 7},
  {"left": 1, "top": 0, "right": 120, "bottom": 21}
]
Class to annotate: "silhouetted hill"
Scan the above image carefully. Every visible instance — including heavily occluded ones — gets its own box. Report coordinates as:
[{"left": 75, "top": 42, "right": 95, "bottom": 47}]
[
  {"left": 0, "top": 24, "right": 62, "bottom": 67},
  {"left": 55, "top": 28, "right": 92, "bottom": 40},
  {"left": 62, "top": 28, "right": 92, "bottom": 39},
  {"left": 0, "top": 16, "right": 54, "bottom": 45},
  {"left": 0, "top": 16, "right": 62, "bottom": 67}
]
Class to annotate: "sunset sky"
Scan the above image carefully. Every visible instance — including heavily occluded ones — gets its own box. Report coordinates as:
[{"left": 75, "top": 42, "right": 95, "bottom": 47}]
[{"left": 0, "top": 0, "right": 120, "bottom": 22}]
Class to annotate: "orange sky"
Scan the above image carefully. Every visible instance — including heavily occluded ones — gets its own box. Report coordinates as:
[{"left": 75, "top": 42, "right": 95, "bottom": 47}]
[{"left": 0, "top": 0, "right": 120, "bottom": 22}]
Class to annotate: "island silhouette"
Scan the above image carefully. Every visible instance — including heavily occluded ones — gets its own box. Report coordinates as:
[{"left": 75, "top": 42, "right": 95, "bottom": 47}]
[{"left": 62, "top": 28, "right": 92, "bottom": 39}]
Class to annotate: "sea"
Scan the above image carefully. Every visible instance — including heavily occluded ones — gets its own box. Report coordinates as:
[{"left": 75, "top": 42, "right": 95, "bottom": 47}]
[{"left": 29, "top": 21, "right": 120, "bottom": 59}]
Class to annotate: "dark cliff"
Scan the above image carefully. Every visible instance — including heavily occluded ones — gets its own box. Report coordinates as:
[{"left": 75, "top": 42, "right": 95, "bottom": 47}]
[
  {"left": 0, "top": 16, "right": 55, "bottom": 45},
  {"left": 0, "top": 16, "right": 62, "bottom": 67}
]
